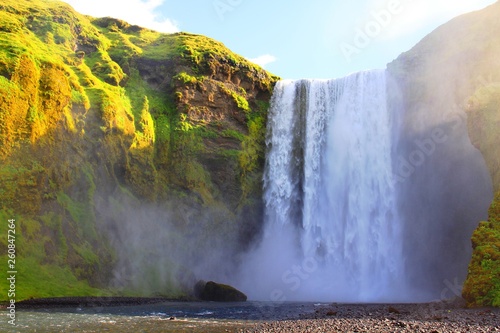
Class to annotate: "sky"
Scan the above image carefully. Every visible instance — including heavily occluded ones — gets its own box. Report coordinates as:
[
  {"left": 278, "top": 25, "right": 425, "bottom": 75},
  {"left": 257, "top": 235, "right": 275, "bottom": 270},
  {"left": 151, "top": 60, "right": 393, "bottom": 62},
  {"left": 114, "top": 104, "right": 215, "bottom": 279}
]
[{"left": 61, "top": 0, "right": 497, "bottom": 79}]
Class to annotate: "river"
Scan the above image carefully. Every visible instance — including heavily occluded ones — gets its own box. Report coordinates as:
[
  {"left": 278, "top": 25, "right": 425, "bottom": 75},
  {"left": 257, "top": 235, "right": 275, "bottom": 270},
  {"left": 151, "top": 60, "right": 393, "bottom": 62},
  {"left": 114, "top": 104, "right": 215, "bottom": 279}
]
[{"left": 0, "top": 301, "right": 319, "bottom": 332}]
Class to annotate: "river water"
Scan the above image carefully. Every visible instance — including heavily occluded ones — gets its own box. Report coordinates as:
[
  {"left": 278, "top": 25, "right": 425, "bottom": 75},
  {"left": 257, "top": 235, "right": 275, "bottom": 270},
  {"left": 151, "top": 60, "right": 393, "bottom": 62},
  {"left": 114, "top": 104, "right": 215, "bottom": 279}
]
[{"left": 0, "top": 301, "right": 318, "bottom": 332}]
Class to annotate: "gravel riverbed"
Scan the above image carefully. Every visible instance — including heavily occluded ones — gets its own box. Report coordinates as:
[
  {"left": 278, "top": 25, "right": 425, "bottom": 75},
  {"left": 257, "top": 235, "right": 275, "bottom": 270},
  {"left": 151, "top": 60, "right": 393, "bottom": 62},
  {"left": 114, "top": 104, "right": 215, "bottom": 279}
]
[{"left": 244, "top": 300, "right": 500, "bottom": 332}]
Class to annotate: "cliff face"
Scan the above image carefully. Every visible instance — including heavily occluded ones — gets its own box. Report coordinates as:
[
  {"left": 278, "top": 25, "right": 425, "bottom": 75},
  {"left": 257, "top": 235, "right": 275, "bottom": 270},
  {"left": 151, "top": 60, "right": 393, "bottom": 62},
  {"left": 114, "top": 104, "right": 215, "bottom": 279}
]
[
  {"left": 388, "top": 2, "right": 500, "bottom": 193},
  {"left": 388, "top": 2, "right": 500, "bottom": 307},
  {"left": 0, "top": 0, "right": 278, "bottom": 299}
]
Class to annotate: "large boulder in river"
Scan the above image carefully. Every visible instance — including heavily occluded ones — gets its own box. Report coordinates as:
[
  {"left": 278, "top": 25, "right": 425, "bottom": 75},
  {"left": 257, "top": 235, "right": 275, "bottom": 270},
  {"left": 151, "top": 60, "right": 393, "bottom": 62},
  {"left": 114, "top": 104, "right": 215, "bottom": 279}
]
[{"left": 194, "top": 280, "right": 247, "bottom": 302}]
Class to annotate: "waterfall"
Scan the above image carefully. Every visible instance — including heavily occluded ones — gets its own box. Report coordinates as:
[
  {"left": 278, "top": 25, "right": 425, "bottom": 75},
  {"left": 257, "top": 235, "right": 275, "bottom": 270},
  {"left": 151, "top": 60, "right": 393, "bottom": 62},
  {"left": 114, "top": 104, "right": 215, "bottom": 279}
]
[
  {"left": 237, "top": 69, "right": 492, "bottom": 303},
  {"left": 260, "top": 70, "right": 404, "bottom": 302}
]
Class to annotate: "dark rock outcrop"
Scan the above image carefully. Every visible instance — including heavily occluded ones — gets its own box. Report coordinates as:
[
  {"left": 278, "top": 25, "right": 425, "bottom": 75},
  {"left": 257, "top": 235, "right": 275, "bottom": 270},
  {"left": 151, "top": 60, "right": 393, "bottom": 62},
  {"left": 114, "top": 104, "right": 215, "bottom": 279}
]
[{"left": 195, "top": 280, "right": 247, "bottom": 302}]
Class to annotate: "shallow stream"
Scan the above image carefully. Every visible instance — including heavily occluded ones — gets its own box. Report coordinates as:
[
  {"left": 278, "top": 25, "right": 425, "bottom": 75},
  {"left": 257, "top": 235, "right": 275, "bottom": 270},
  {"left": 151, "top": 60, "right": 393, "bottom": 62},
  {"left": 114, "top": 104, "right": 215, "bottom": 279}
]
[{"left": 0, "top": 301, "right": 319, "bottom": 332}]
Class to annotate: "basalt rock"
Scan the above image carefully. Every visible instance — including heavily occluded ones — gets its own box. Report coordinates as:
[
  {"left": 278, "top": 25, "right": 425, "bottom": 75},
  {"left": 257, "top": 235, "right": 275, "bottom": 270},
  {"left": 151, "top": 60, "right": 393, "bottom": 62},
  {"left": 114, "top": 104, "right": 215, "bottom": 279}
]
[{"left": 195, "top": 280, "right": 247, "bottom": 302}]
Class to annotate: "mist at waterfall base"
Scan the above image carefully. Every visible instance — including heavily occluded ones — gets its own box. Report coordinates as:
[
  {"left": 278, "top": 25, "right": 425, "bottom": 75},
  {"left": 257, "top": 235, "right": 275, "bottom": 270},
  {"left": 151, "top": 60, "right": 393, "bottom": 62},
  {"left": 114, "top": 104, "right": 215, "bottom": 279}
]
[
  {"left": 94, "top": 191, "right": 243, "bottom": 296},
  {"left": 236, "top": 70, "right": 492, "bottom": 303}
]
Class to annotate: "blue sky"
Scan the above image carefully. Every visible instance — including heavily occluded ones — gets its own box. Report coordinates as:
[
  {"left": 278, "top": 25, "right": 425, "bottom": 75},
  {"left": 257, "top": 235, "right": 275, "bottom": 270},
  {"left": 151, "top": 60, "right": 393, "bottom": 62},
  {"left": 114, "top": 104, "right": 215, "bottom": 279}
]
[{"left": 62, "top": 0, "right": 497, "bottom": 79}]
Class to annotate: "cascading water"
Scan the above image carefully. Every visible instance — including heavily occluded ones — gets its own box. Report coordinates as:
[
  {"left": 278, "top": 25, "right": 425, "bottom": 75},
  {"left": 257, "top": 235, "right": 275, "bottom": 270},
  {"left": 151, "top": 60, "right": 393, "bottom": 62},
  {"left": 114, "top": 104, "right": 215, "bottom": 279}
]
[
  {"left": 261, "top": 70, "right": 405, "bottom": 302},
  {"left": 237, "top": 68, "right": 492, "bottom": 303}
]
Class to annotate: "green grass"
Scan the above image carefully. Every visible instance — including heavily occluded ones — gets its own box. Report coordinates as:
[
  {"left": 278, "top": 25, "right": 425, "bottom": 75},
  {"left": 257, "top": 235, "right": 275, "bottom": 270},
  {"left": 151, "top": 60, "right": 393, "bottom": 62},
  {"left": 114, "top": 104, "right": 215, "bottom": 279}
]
[
  {"left": 221, "top": 129, "right": 245, "bottom": 141},
  {"left": 464, "top": 192, "right": 500, "bottom": 307},
  {"left": 0, "top": 210, "right": 104, "bottom": 301},
  {"left": 57, "top": 193, "right": 97, "bottom": 241},
  {"left": 231, "top": 90, "right": 250, "bottom": 112},
  {"left": 125, "top": 68, "right": 173, "bottom": 125},
  {"left": 0, "top": 257, "right": 104, "bottom": 301},
  {"left": 173, "top": 72, "right": 202, "bottom": 85}
]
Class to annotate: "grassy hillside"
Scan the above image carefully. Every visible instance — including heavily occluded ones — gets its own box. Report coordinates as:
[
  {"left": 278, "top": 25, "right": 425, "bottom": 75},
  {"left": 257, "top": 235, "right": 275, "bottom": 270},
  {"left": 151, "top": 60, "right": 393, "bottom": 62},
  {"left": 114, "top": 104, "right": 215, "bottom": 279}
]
[
  {"left": 463, "top": 192, "right": 500, "bottom": 307},
  {"left": 0, "top": 0, "right": 278, "bottom": 300}
]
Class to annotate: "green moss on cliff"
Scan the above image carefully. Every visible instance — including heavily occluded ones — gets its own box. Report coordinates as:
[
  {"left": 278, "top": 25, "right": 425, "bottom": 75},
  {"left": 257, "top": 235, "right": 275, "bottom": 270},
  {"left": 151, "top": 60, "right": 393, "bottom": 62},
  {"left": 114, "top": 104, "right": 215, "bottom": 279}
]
[
  {"left": 0, "top": 0, "right": 278, "bottom": 301},
  {"left": 463, "top": 192, "right": 500, "bottom": 307},
  {"left": 239, "top": 101, "right": 268, "bottom": 202},
  {"left": 173, "top": 72, "right": 202, "bottom": 85},
  {"left": 0, "top": 209, "right": 105, "bottom": 300}
]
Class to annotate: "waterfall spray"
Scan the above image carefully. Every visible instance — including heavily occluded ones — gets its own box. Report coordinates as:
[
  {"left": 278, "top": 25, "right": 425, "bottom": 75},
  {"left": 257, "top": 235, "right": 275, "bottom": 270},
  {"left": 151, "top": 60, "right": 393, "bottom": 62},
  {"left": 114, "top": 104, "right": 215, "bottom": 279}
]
[{"left": 237, "top": 69, "right": 492, "bottom": 303}]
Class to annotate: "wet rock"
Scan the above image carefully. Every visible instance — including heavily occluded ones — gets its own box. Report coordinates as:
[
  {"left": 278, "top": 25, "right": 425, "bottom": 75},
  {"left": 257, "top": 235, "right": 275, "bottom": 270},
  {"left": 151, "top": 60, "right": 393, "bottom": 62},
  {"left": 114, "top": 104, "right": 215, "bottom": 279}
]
[{"left": 194, "top": 280, "right": 247, "bottom": 302}]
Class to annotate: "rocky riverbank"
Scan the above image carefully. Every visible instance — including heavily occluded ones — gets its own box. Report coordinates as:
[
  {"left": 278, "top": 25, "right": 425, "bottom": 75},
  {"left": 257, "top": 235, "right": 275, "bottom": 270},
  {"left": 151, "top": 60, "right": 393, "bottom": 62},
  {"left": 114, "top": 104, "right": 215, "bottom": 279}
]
[{"left": 245, "top": 300, "right": 500, "bottom": 332}]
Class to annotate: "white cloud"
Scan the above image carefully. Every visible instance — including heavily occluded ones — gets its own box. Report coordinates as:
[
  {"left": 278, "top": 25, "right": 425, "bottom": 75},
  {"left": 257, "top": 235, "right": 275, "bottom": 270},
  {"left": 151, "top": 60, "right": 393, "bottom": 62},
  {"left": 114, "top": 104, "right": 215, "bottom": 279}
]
[
  {"left": 62, "top": 0, "right": 179, "bottom": 33},
  {"left": 247, "top": 54, "right": 277, "bottom": 67}
]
